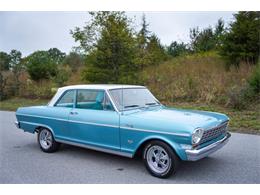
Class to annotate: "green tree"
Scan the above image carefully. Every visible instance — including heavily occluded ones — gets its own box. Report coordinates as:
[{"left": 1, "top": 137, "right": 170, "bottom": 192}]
[
  {"left": 0, "top": 52, "right": 10, "bottom": 99},
  {"left": 214, "top": 19, "right": 225, "bottom": 48},
  {"left": 167, "top": 41, "right": 190, "bottom": 57},
  {"left": 9, "top": 50, "right": 22, "bottom": 72},
  {"left": 146, "top": 34, "right": 167, "bottom": 66},
  {"left": 47, "top": 48, "right": 66, "bottom": 65},
  {"left": 136, "top": 14, "right": 151, "bottom": 69},
  {"left": 63, "top": 52, "right": 84, "bottom": 72},
  {"left": 25, "top": 51, "right": 58, "bottom": 81},
  {"left": 190, "top": 27, "right": 216, "bottom": 52},
  {"left": 71, "top": 11, "right": 138, "bottom": 83},
  {"left": 0, "top": 72, "right": 6, "bottom": 100},
  {"left": 0, "top": 52, "right": 11, "bottom": 71},
  {"left": 135, "top": 15, "right": 167, "bottom": 68},
  {"left": 220, "top": 11, "right": 260, "bottom": 66},
  {"left": 138, "top": 14, "right": 150, "bottom": 49},
  {"left": 9, "top": 50, "right": 23, "bottom": 95},
  {"left": 189, "top": 19, "right": 225, "bottom": 52}
]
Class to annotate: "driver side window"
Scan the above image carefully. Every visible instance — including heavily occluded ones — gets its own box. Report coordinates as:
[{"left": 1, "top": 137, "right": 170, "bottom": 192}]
[{"left": 75, "top": 89, "right": 114, "bottom": 111}]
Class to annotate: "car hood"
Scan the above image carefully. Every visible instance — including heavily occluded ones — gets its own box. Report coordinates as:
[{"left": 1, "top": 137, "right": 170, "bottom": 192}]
[{"left": 122, "top": 106, "right": 229, "bottom": 134}]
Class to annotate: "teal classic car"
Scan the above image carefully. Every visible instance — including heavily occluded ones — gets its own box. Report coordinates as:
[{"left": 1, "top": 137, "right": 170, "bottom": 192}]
[{"left": 15, "top": 85, "right": 231, "bottom": 178}]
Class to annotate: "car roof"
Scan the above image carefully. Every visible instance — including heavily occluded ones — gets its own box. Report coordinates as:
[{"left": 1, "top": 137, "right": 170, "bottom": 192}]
[
  {"left": 58, "top": 84, "right": 145, "bottom": 91},
  {"left": 48, "top": 84, "right": 150, "bottom": 107}
]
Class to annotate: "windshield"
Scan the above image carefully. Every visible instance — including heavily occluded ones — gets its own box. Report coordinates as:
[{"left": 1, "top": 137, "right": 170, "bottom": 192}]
[{"left": 109, "top": 88, "right": 160, "bottom": 111}]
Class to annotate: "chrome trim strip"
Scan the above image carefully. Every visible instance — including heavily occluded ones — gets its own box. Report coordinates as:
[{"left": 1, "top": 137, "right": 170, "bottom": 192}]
[
  {"left": 19, "top": 121, "right": 55, "bottom": 134},
  {"left": 70, "top": 120, "right": 118, "bottom": 128},
  {"left": 55, "top": 139, "right": 133, "bottom": 158},
  {"left": 204, "top": 120, "right": 229, "bottom": 131},
  {"left": 17, "top": 114, "right": 190, "bottom": 137},
  {"left": 16, "top": 113, "right": 119, "bottom": 128},
  {"left": 17, "top": 113, "right": 67, "bottom": 121},
  {"left": 185, "top": 132, "right": 231, "bottom": 161},
  {"left": 120, "top": 126, "right": 190, "bottom": 137}
]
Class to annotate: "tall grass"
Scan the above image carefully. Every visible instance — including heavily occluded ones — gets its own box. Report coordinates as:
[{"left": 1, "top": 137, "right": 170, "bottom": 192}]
[{"left": 141, "top": 52, "right": 255, "bottom": 107}]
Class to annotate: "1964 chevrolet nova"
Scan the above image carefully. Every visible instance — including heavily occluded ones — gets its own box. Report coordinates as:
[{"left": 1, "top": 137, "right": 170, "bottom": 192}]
[{"left": 15, "top": 84, "right": 231, "bottom": 178}]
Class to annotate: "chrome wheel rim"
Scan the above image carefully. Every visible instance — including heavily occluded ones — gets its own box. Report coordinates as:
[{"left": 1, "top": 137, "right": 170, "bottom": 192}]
[
  {"left": 146, "top": 145, "right": 171, "bottom": 174},
  {"left": 39, "top": 129, "right": 53, "bottom": 149}
]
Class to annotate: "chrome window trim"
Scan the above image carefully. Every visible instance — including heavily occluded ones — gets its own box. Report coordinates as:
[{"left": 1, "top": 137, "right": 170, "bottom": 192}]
[
  {"left": 16, "top": 113, "right": 190, "bottom": 137},
  {"left": 53, "top": 88, "right": 118, "bottom": 112},
  {"left": 54, "top": 89, "right": 76, "bottom": 108},
  {"left": 107, "top": 87, "right": 162, "bottom": 112},
  {"left": 76, "top": 89, "right": 104, "bottom": 109},
  {"left": 105, "top": 89, "right": 120, "bottom": 113}
]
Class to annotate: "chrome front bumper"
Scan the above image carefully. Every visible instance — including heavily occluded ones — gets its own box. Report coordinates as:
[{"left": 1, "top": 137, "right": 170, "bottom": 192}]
[
  {"left": 185, "top": 132, "right": 231, "bottom": 161},
  {"left": 14, "top": 121, "right": 20, "bottom": 128}
]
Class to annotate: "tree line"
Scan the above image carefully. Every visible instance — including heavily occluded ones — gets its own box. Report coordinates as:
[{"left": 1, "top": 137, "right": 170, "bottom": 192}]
[{"left": 0, "top": 11, "right": 259, "bottom": 101}]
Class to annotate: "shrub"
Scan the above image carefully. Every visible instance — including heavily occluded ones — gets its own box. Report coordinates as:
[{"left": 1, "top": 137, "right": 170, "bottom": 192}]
[
  {"left": 53, "top": 65, "right": 71, "bottom": 87},
  {"left": 248, "top": 64, "right": 260, "bottom": 94},
  {"left": 20, "top": 79, "right": 56, "bottom": 99}
]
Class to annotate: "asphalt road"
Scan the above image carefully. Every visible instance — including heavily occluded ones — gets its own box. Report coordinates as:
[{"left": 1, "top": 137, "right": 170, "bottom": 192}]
[{"left": 0, "top": 111, "right": 259, "bottom": 184}]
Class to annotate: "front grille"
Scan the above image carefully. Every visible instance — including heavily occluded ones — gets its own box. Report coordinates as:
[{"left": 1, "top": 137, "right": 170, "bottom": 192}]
[{"left": 200, "top": 121, "right": 228, "bottom": 144}]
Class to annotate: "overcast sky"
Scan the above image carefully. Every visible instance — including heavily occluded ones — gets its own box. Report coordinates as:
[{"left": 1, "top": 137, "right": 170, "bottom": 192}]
[{"left": 0, "top": 11, "right": 235, "bottom": 57}]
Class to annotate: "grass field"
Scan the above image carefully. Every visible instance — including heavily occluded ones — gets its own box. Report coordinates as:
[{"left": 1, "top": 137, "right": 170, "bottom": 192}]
[
  {"left": 1, "top": 98, "right": 259, "bottom": 134},
  {"left": 0, "top": 98, "right": 49, "bottom": 111}
]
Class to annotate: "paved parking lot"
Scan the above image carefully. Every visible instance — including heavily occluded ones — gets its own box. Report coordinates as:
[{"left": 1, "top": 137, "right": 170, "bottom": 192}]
[{"left": 0, "top": 111, "right": 259, "bottom": 183}]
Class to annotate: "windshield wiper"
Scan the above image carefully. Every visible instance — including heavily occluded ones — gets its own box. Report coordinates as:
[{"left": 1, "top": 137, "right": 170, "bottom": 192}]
[{"left": 124, "top": 104, "right": 140, "bottom": 108}]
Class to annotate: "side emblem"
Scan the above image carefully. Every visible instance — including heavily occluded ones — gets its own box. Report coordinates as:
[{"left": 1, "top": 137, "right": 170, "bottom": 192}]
[{"left": 127, "top": 140, "right": 134, "bottom": 144}]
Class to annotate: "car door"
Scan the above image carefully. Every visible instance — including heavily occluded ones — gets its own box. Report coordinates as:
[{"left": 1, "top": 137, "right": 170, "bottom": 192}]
[
  {"left": 68, "top": 89, "right": 120, "bottom": 151},
  {"left": 50, "top": 89, "right": 76, "bottom": 139}
]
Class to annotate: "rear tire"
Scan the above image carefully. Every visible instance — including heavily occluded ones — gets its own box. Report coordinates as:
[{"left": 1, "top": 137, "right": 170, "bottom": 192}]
[
  {"left": 37, "top": 128, "right": 60, "bottom": 153},
  {"left": 143, "top": 140, "right": 179, "bottom": 178}
]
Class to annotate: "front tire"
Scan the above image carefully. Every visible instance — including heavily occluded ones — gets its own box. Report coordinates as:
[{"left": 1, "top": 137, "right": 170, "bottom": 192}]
[
  {"left": 38, "top": 128, "right": 60, "bottom": 153},
  {"left": 143, "top": 140, "right": 179, "bottom": 178}
]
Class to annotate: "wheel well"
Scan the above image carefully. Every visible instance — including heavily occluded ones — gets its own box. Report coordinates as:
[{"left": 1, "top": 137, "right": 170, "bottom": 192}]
[
  {"left": 134, "top": 138, "right": 179, "bottom": 159},
  {"left": 35, "top": 126, "right": 41, "bottom": 133},
  {"left": 35, "top": 126, "right": 46, "bottom": 133}
]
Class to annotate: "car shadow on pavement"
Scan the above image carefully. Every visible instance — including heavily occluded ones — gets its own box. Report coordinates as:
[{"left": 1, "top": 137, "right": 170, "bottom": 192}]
[{"left": 58, "top": 143, "right": 230, "bottom": 183}]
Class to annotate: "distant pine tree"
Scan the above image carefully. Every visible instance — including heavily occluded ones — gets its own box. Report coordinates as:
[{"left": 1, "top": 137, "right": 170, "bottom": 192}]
[{"left": 220, "top": 11, "right": 260, "bottom": 67}]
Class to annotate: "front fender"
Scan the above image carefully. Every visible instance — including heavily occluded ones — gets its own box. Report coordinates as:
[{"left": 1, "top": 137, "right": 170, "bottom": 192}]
[{"left": 134, "top": 135, "right": 188, "bottom": 161}]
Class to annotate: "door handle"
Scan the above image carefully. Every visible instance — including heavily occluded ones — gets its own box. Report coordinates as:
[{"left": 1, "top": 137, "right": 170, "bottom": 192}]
[
  {"left": 125, "top": 124, "right": 134, "bottom": 128},
  {"left": 70, "top": 111, "right": 78, "bottom": 115}
]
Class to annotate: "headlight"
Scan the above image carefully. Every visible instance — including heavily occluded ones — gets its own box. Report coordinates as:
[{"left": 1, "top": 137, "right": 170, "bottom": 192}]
[{"left": 192, "top": 128, "right": 204, "bottom": 145}]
